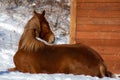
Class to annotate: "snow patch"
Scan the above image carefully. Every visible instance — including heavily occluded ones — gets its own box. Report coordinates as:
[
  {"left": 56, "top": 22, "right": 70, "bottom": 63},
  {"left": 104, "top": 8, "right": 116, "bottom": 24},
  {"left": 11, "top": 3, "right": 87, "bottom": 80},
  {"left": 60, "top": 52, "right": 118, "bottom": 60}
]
[{"left": 0, "top": 22, "right": 23, "bottom": 34}]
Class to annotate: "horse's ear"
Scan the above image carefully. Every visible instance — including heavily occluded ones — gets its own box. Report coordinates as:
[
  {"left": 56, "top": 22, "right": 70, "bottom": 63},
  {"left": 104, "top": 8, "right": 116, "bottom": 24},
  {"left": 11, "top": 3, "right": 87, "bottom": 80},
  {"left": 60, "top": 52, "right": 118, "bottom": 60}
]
[
  {"left": 34, "top": 10, "right": 38, "bottom": 15},
  {"left": 41, "top": 10, "right": 45, "bottom": 16}
]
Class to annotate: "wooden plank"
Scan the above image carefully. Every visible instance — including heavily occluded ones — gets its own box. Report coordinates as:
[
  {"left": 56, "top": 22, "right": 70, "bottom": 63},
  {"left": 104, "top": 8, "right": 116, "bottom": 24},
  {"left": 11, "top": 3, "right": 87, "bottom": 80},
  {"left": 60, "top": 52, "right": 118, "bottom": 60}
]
[
  {"left": 111, "top": 69, "right": 120, "bottom": 74},
  {"left": 77, "top": 10, "right": 120, "bottom": 18},
  {"left": 77, "top": 0, "right": 120, "bottom": 3},
  {"left": 74, "top": 44, "right": 120, "bottom": 55},
  {"left": 76, "top": 39, "right": 120, "bottom": 47},
  {"left": 76, "top": 32, "right": 120, "bottom": 39},
  {"left": 103, "top": 61, "right": 117, "bottom": 73},
  {"left": 102, "top": 59, "right": 116, "bottom": 70},
  {"left": 90, "top": 46, "right": 120, "bottom": 55},
  {"left": 102, "top": 55, "right": 120, "bottom": 62},
  {"left": 77, "top": 3, "right": 120, "bottom": 11},
  {"left": 70, "top": 0, "right": 77, "bottom": 44},
  {"left": 77, "top": 17, "right": 120, "bottom": 25},
  {"left": 103, "top": 61, "right": 116, "bottom": 68},
  {"left": 102, "top": 55, "right": 120, "bottom": 73},
  {"left": 76, "top": 24, "right": 120, "bottom": 32},
  {"left": 115, "top": 63, "right": 120, "bottom": 72}
]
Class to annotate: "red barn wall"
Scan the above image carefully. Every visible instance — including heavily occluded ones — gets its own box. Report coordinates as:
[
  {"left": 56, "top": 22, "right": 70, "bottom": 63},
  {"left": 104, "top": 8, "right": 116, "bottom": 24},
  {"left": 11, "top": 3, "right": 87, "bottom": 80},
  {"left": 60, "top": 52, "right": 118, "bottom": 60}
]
[{"left": 70, "top": 0, "right": 120, "bottom": 73}]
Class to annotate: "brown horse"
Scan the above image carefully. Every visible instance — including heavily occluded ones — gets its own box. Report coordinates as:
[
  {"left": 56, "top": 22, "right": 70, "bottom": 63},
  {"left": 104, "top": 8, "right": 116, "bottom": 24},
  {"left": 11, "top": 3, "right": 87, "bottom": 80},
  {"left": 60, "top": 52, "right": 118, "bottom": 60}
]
[
  {"left": 9, "top": 11, "right": 114, "bottom": 78},
  {"left": 8, "top": 10, "right": 55, "bottom": 71}
]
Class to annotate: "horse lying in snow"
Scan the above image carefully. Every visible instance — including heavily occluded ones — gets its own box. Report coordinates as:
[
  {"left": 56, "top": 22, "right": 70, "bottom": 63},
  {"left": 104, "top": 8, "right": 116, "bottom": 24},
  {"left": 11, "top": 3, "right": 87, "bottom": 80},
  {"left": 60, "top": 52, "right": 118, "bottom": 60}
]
[{"left": 8, "top": 10, "right": 114, "bottom": 78}]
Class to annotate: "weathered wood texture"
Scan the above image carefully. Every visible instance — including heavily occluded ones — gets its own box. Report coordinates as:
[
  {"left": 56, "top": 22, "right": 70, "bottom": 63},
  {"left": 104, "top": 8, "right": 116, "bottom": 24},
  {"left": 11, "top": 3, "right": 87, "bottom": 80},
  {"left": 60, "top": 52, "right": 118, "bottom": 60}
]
[
  {"left": 70, "top": 0, "right": 77, "bottom": 44},
  {"left": 70, "top": 0, "right": 120, "bottom": 73}
]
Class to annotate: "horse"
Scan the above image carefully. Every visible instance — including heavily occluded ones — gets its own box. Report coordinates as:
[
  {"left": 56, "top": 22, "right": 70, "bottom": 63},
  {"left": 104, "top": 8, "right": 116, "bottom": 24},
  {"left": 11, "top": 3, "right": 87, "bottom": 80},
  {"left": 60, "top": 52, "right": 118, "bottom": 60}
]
[
  {"left": 9, "top": 10, "right": 114, "bottom": 78},
  {"left": 8, "top": 10, "right": 55, "bottom": 71},
  {"left": 17, "top": 10, "right": 55, "bottom": 51}
]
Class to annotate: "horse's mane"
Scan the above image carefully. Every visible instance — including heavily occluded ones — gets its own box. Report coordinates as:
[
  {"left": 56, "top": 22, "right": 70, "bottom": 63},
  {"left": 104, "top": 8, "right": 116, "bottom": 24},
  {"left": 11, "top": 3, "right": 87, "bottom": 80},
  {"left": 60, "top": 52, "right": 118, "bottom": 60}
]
[{"left": 19, "top": 15, "right": 45, "bottom": 52}]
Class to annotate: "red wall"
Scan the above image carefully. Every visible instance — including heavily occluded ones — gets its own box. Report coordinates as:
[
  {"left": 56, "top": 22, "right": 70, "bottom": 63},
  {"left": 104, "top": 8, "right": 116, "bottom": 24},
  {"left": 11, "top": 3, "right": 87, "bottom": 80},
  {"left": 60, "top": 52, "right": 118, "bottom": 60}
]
[{"left": 75, "top": 0, "right": 120, "bottom": 73}]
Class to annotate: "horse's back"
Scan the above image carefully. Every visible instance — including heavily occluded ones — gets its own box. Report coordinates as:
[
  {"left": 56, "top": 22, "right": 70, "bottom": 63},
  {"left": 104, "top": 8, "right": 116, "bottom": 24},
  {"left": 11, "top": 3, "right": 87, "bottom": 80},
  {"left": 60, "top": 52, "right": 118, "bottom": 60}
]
[
  {"left": 46, "top": 43, "right": 102, "bottom": 64},
  {"left": 43, "top": 44, "right": 104, "bottom": 76}
]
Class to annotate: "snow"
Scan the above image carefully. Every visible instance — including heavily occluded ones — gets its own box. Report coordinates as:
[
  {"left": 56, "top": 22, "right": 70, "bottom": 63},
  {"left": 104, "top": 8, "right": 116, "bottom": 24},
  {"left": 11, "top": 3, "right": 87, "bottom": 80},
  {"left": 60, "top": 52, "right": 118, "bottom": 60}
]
[{"left": 0, "top": 0, "right": 120, "bottom": 80}]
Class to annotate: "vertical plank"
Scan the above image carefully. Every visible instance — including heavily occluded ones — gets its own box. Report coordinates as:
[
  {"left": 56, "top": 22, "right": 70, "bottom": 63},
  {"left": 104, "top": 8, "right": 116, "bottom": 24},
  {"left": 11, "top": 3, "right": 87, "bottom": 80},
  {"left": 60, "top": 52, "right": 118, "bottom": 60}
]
[{"left": 70, "top": 0, "right": 77, "bottom": 44}]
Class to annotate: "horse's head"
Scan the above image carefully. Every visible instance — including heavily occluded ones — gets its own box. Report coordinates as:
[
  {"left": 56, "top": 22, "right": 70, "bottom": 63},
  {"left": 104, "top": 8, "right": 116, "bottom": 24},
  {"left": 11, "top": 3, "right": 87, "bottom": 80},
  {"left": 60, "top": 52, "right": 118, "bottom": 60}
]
[{"left": 33, "top": 10, "right": 55, "bottom": 43}]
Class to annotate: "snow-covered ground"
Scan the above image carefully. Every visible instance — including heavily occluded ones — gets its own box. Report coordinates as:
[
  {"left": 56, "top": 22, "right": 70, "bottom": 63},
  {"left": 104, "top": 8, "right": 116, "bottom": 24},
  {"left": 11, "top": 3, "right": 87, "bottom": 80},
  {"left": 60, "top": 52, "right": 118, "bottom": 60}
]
[{"left": 0, "top": 0, "right": 120, "bottom": 80}]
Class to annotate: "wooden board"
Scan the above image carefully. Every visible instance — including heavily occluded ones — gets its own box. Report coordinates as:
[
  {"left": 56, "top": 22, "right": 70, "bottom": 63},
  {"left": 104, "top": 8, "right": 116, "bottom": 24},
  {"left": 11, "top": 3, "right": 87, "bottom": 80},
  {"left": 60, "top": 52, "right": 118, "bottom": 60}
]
[
  {"left": 76, "top": 32, "right": 120, "bottom": 39},
  {"left": 70, "top": 0, "right": 120, "bottom": 73},
  {"left": 102, "top": 55, "right": 120, "bottom": 73},
  {"left": 77, "top": 0, "right": 120, "bottom": 2},
  {"left": 77, "top": 24, "right": 120, "bottom": 32},
  {"left": 77, "top": 10, "right": 120, "bottom": 18},
  {"left": 91, "top": 46, "right": 120, "bottom": 55},
  {"left": 77, "top": 17, "right": 120, "bottom": 25},
  {"left": 76, "top": 39, "right": 120, "bottom": 47},
  {"left": 77, "top": 3, "right": 120, "bottom": 11},
  {"left": 70, "top": 0, "right": 77, "bottom": 44}
]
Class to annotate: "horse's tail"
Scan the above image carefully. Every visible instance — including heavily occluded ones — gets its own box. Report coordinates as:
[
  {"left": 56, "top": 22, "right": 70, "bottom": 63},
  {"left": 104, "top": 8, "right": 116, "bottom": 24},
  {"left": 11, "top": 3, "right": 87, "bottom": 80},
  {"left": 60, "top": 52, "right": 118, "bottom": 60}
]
[{"left": 99, "top": 63, "right": 115, "bottom": 78}]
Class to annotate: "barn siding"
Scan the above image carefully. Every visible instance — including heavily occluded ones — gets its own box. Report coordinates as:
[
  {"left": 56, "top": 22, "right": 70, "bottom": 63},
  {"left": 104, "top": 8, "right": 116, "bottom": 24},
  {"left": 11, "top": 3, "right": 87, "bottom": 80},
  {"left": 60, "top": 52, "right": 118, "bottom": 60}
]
[
  {"left": 70, "top": 0, "right": 77, "bottom": 44},
  {"left": 70, "top": 0, "right": 120, "bottom": 73}
]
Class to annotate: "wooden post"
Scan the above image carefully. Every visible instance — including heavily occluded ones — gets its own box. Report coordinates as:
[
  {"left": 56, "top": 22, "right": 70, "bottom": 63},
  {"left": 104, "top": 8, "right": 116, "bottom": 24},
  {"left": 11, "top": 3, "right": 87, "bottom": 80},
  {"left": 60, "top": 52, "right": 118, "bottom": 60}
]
[{"left": 70, "top": 0, "right": 76, "bottom": 44}]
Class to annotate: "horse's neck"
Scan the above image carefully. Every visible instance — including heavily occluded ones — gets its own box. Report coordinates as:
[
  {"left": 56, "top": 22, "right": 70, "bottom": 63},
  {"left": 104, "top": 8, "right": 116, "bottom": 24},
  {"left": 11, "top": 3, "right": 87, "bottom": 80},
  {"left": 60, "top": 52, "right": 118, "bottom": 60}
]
[
  {"left": 18, "top": 30, "right": 35, "bottom": 46},
  {"left": 18, "top": 29, "right": 45, "bottom": 52}
]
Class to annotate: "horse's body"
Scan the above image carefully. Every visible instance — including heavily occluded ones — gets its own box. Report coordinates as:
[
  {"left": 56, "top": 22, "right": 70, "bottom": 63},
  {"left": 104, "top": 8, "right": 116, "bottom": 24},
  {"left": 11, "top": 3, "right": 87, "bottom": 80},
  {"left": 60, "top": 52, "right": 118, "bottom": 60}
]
[
  {"left": 9, "top": 10, "right": 114, "bottom": 78},
  {"left": 14, "top": 42, "right": 113, "bottom": 78}
]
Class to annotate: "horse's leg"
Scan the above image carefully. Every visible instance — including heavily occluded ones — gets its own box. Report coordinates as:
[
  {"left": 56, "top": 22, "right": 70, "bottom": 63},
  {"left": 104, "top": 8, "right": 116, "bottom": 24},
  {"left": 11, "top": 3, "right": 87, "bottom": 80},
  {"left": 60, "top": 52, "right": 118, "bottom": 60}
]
[{"left": 8, "top": 67, "right": 17, "bottom": 71}]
